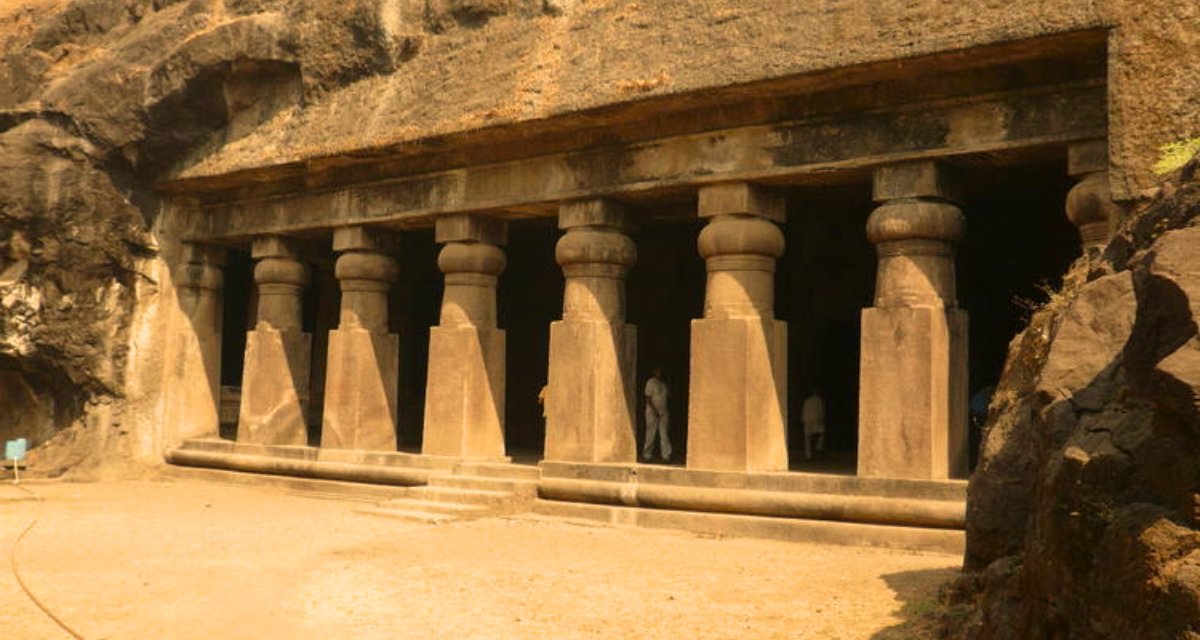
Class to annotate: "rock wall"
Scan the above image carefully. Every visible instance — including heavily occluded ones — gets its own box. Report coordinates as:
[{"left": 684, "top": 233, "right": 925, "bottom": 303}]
[
  {"left": 0, "top": 0, "right": 417, "bottom": 475},
  {"left": 959, "top": 160, "right": 1200, "bottom": 638}
]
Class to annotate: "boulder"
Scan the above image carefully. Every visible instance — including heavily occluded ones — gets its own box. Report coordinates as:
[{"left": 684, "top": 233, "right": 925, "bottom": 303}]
[{"left": 964, "top": 163, "right": 1200, "bottom": 639}]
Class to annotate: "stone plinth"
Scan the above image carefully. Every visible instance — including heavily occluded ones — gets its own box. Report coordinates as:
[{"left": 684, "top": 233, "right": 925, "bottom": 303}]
[
  {"left": 166, "top": 243, "right": 224, "bottom": 442},
  {"left": 321, "top": 227, "right": 400, "bottom": 451},
  {"left": 687, "top": 183, "right": 789, "bottom": 472},
  {"left": 546, "top": 200, "right": 639, "bottom": 463},
  {"left": 322, "top": 331, "right": 399, "bottom": 451},
  {"left": 689, "top": 317, "right": 788, "bottom": 471},
  {"left": 423, "top": 326, "right": 507, "bottom": 458},
  {"left": 859, "top": 307, "right": 968, "bottom": 479},
  {"left": 238, "top": 328, "right": 312, "bottom": 445},
  {"left": 238, "top": 235, "right": 312, "bottom": 446},
  {"left": 547, "top": 317, "right": 638, "bottom": 463},
  {"left": 858, "top": 161, "right": 968, "bottom": 480},
  {"left": 422, "top": 214, "right": 509, "bottom": 460}
]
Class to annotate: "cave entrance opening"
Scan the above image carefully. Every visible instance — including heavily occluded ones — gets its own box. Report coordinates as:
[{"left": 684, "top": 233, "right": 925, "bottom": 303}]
[
  {"left": 498, "top": 217, "right": 561, "bottom": 463},
  {"left": 394, "top": 228, "right": 440, "bottom": 453},
  {"left": 627, "top": 214, "right": 707, "bottom": 465},
  {"left": 776, "top": 183, "right": 876, "bottom": 474},
  {"left": 958, "top": 159, "right": 1079, "bottom": 469}
]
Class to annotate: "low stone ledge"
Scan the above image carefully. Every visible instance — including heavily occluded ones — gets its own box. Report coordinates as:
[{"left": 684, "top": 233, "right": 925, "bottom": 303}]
[
  {"left": 166, "top": 446, "right": 447, "bottom": 487},
  {"left": 533, "top": 499, "right": 965, "bottom": 555},
  {"left": 174, "top": 438, "right": 459, "bottom": 471},
  {"left": 539, "top": 461, "right": 967, "bottom": 502},
  {"left": 538, "top": 477, "right": 965, "bottom": 530}
]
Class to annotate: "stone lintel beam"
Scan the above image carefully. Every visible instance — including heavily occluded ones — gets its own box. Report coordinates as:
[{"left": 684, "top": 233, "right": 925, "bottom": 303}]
[{"left": 189, "top": 82, "right": 1105, "bottom": 242}]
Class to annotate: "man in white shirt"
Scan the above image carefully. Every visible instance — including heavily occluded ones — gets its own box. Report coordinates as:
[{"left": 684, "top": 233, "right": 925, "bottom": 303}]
[
  {"left": 643, "top": 367, "right": 672, "bottom": 463},
  {"left": 801, "top": 390, "right": 826, "bottom": 461}
]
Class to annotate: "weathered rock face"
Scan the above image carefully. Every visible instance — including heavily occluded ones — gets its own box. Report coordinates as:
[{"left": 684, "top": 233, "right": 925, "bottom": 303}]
[
  {"left": 960, "top": 161, "right": 1200, "bottom": 639},
  {"left": 0, "top": 0, "right": 416, "bottom": 475}
]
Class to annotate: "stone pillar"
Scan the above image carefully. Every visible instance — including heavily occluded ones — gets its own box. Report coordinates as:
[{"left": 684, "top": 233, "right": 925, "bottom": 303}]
[
  {"left": 545, "top": 200, "right": 638, "bottom": 463},
  {"left": 858, "top": 161, "right": 969, "bottom": 480},
  {"left": 320, "top": 227, "right": 400, "bottom": 451},
  {"left": 237, "top": 235, "right": 312, "bottom": 446},
  {"left": 1066, "top": 139, "right": 1124, "bottom": 254},
  {"left": 422, "top": 214, "right": 508, "bottom": 460},
  {"left": 687, "top": 183, "right": 788, "bottom": 472},
  {"left": 167, "top": 243, "right": 225, "bottom": 442}
]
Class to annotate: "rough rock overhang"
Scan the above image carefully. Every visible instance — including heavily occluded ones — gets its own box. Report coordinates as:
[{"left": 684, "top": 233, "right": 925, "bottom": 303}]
[{"left": 166, "top": 30, "right": 1108, "bottom": 243}]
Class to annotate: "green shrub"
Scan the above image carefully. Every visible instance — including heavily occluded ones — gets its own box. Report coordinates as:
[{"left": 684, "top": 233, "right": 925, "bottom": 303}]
[{"left": 1152, "top": 138, "right": 1200, "bottom": 175}]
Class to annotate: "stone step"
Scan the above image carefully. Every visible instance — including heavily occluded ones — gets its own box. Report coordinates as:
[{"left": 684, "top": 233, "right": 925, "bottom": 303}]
[
  {"left": 355, "top": 506, "right": 465, "bottom": 525},
  {"left": 360, "top": 498, "right": 491, "bottom": 519},
  {"left": 531, "top": 498, "right": 964, "bottom": 555},
  {"left": 453, "top": 462, "right": 541, "bottom": 481},
  {"left": 539, "top": 461, "right": 966, "bottom": 502},
  {"left": 408, "top": 486, "right": 513, "bottom": 508},
  {"left": 427, "top": 474, "right": 538, "bottom": 496}
]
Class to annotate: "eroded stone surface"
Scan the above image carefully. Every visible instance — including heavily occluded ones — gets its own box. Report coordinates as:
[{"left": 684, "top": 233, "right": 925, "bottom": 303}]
[{"left": 963, "top": 162, "right": 1200, "bottom": 639}]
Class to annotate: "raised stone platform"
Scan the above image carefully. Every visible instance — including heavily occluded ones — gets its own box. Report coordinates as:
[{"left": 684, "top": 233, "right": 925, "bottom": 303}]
[
  {"left": 165, "top": 441, "right": 966, "bottom": 552},
  {"left": 166, "top": 439, "right": 458, "bottom": 486},
  {"left": 535, "top": 461, "right": 966, "bottom": 553}
]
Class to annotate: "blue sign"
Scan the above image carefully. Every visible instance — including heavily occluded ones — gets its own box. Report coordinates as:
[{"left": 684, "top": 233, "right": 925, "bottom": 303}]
[{"left": 5, "top": 438, "right": 27, "bottom": 461}]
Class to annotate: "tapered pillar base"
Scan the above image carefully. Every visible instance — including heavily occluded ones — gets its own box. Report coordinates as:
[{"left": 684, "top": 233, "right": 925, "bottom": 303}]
[
  {"left": 321, "top": 329, "right": 399, "bottom": 451},
  {"left": 167, "top": 330, "right": 222, "bottom": 441},
  {"left": 422, "top": 325, "right": 506, "bottom": 459},
  {"left": 545, "top": 321, "right": 637, "bottom": 463},
  {"left": 858, "top": 307, "right": 968, "bottom": 480},
  {"left": 237, "top": 327, "right": 311, "bottom": 446},
  {"left": 688, "top": 317, "right": 788, "bottom": 472}
]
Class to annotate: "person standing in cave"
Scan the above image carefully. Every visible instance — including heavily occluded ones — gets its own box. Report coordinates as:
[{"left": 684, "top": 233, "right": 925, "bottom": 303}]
[
  {"left": 642, "top": 367, "right": 672, "bottom": 463},
  {"left": 801, "top": 389, "right": 826, "bottom": 461}
]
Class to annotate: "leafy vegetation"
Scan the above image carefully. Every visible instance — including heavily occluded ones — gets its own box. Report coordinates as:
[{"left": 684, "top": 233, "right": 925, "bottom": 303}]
[{"left": 1152, "top": 138, "right": 1200, "bottom": 175}]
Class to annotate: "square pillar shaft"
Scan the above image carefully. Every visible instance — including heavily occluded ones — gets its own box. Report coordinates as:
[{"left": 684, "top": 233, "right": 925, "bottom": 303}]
[
  {"left": 858, "top": 161, "right": 968, "bottom": 480},
  {"left": 545, "top": 200, "right": 639, "bottom": 463},
  {"left": 166, "top": 244, "right": 224, "bottom": 442},
  {"left": 859, "top": 307, "right": 968, "bottom": 479},
  {"left": 238, "top": 236, "right": 311, "bottom": 446},
  {"left": 321, "top": 227, "right": 400, "bottom": 451},
  {"left": 238, "top": 329, "right": 312, "bottom": 445},
  {"left": 422, "top": 215, "right": 509, "bottom": 460},
  {"left": 687, "top": 183, "right": 789, "bottom": 472},
  {"left": 688, "top": 317, "right": 788, "bottom": 471},
  {"left": 423, "top": 326, "right": 506, "bottom": 458}
]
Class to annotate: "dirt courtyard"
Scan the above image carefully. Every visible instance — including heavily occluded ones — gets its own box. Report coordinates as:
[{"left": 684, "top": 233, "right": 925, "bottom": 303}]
[{"left": 2, "top": 477, "right": 960, "bottom": 639}]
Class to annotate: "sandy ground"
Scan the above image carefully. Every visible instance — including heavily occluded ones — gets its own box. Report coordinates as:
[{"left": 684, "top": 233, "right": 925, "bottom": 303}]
[{"left": 1, "top": 478, "right": 959, "bottom": 640}]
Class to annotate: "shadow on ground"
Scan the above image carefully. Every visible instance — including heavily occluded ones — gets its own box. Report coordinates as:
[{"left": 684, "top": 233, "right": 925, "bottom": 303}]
[{"left": 870, "top": 567, "right": 966, "bottom": 640}]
